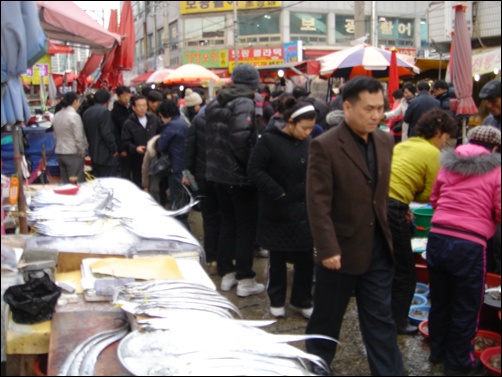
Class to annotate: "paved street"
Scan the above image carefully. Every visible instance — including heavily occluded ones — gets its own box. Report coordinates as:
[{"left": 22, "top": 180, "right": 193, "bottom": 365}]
[{"left": 187, "top": 210, "right": 493, "bottom": 376}]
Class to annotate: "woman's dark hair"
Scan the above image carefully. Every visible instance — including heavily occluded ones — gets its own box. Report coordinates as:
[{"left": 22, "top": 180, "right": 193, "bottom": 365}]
[
  {"left": 415, "top": 108, "right": 458, "bottom": 139},
  {"left": 392, "top": 89, "right": 404, "bottom": 100},
  {"left": 60, "top": 92, "right": 79, "bottom": 108},
  {"left": 403, "top": 83, "right": 416, "bottom": 95},
  {"left": 273, "top": 92, "right": 295, "bottom": 114},
  {"left": 157, "top": 100, "right": 180, "bottom": 118},
  {"left": 284, "top": 100, "right": 317, "bottom": 123}
]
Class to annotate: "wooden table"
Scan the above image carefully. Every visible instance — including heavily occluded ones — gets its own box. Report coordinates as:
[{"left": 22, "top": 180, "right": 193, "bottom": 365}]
[{"left": 47, "top": 311, "right": 131, "bottom": 376}]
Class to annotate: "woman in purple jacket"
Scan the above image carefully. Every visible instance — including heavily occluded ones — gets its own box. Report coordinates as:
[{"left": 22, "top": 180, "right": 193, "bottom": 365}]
[{"left": 426, "top": 126, "right": 501, "bottom": 376}]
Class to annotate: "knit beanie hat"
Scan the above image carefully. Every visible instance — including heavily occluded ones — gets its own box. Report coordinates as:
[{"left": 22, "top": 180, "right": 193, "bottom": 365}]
[
  {"left": 184, "top": 89, "right": 202, "bottom": 107},
  {"left": 468, "top": 125, "right": 501, "bottom": 147},
  {"left": 231, "top": 64, "right": 260, "bottom": 90},
  {"left": 326, "top": 110, "right": 345, "bottom": 127}
]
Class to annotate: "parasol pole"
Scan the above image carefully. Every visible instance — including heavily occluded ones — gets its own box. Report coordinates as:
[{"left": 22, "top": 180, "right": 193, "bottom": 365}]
[
  {"left": 462, "top": 116, "right": 468, "bottom": 144},
  {"left": 12, "top": 122, "right": 29, "bottom": 234}
]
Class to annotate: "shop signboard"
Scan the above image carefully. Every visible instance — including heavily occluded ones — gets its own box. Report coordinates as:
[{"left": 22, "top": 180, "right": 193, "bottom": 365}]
[
  {"left": 284, "top": 41, "right": 303, "bottom": 63},
  {"left": 290, "top": 12, "right": 327, "bottom": 35},
  {"left": 182, "top": 49, "right": 229, "bottom": 68},
  {"left": 335, "top": 15, "right": 415, "bottom": 41},
  {"left": 22, "top": 54, "right": 51, "bottom": 85},
  {"left": 228, "top": 47, "right": 284, "bottom": 72},
  {"left": 181, "top": 1, "right": 281, "bottom": 14}
]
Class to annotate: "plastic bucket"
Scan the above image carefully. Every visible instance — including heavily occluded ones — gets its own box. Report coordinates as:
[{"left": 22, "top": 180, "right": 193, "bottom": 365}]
[{"left": 412, "top": 207, "right": 434, "bottom": 238}]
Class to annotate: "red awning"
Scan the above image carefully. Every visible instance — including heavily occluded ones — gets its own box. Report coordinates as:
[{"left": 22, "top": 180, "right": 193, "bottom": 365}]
[
  {"left": 130, "top": 71, "right": 155, "bottom": 86},
  {"left": 36, "top": 1, "right": 122, "bottom": 54},
  {"left": 52, "top": 73, "right": 92, "bottom": 87},
  {"left": 48, "top": 41, "right": 74, "bottom": 55},
  {"left": 303, "top": 49, "right": 339, "bottom": 59}
]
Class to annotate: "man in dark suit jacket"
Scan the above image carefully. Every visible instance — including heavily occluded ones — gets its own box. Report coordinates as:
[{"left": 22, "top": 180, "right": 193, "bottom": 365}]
[
  {"left": 305, "top": 76, "right": 404, "bottom": 375},
  {"left": 82, "top": 89, "right": 118, "bottom": 178},
  {"left": 404, "top": 80, "right": 440, "bottom": 137}
]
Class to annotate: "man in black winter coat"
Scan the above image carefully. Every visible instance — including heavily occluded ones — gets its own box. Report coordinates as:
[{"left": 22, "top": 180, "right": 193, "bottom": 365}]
[
  {"left": 82, "top": 89, "right": 118, "bottom": 178},
  {"left": 111, "top": 86, "right": 132, "bottom": 179},
  {"left": 122, "top": 95, "right": 162, "bottom": 188},
  {"left": 205, "top": 63, "right": 265, "bottom": 297}
]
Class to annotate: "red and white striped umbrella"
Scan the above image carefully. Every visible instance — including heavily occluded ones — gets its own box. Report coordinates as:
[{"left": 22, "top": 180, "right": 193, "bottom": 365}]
[
  {"left": 318, "top": 44, "right": 420, "bottom": 80},
  {"left": 450, "top": 3, "right": 478, "bottom": 115}
]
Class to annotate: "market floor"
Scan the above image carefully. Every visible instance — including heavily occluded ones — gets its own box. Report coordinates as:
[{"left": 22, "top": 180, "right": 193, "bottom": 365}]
[{"left": 187, "top": 210, "right": 491, "bottom": 376}]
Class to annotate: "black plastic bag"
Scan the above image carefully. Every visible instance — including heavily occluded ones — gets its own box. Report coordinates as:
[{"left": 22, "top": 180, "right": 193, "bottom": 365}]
[
  {"left": 392, "top": 120, "right": 403, "bottom": 133},
  {"left": 3, "top": 273, "right": 62, "bottom": 324},
  {"left": 149, "top": 153, "right": 171, "bottom": 177}
]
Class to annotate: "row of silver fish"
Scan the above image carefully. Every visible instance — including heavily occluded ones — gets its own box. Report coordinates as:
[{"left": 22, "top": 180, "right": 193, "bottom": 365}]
[
  {"left": 114, "top": 280, "right": 242, "bottom": 319},
  {"left": 28, "top": 178, "right": 199, "bottom": 241},
  {"left": 117, "top": 315, "right": 336, "bottom": 376},
  {"left": 57, "top": 322, "right": 129, "bottom": 376}
]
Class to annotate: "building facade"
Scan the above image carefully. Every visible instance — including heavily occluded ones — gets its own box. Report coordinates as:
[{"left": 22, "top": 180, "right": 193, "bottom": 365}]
[{"left": 130, "top": 1, "right": 430, "bottom": 77}]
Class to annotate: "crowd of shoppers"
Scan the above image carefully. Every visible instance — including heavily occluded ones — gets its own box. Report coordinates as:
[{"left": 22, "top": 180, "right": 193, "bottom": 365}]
[{"left": 44, "top": 71, "right": 501, "bottom": 376}]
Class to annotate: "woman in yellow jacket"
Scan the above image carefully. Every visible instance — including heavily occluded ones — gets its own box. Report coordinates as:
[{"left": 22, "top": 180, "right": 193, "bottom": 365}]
[{"left": 387, "top": 108, "right": 458, "bottom": 334}]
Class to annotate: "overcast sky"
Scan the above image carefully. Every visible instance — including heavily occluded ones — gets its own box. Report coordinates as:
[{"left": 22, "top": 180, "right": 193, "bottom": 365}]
[{"left": 73, "top": 1, "right": 121, "bottom": 29}]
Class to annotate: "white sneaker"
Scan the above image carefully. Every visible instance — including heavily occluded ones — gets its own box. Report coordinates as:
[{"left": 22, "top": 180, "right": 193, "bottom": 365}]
[
  {"left": 290, "top": 305, "right": 314, "bottom": 319},
  {"left": 220, "top": 272, "right": 237, "bottom": 291},
  {"left": 270, "top": 306, "right": 286, "bottom": 317},
  {"left": 255, "top": 248, "right": 269, "bottom": 258},
  {"left": 236, "top": 278, "right": 265, "bottom": 297}
]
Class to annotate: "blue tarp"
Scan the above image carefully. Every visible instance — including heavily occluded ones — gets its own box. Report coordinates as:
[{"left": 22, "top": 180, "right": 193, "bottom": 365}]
[{"left": 1, "top": 127, "right": 58, "bottom": 176}]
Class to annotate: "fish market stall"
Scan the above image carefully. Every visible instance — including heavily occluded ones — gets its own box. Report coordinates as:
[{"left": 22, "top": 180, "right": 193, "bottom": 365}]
[
  {"left": 2, "top": 177, "right": 206, "bottom": 375},
  {"left": 4, "top": 178, "right": 336, "bottom": 376}
]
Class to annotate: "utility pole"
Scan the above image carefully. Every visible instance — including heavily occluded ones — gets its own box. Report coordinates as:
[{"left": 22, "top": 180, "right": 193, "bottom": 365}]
[
  {"left": 233, "top": 1, "right": 238, "bottom": 67},
  {"left": 354, "top": 1, "right": 365, "bottom": 40},
  {"left": 143, "top": 5, "right": 148, "bottom": 70},
  {"left": 371, "top": 1, "right": 378, "bottom": 47},
  {"left": 163, "top": 1, "right": 170, "bottom": 68}
]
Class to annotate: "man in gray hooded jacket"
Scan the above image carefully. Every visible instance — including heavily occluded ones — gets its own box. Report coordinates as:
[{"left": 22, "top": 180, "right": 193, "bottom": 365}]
[{"left": 205, "top": 64, "right": 264, "bottom": 297}]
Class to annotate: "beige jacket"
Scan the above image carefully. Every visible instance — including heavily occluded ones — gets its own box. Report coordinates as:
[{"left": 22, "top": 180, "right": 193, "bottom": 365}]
[
  {"left": 52, "top": 106, "right": 88, "bottom": 156},
  {"left": 141, "top": 135, "right": 160, "bottom": 189}
]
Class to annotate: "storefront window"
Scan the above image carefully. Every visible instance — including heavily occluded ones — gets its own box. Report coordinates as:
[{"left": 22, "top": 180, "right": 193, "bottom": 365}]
[
  {"left": 169, "top": 21, "right": 179, "bottom": 52},
  {"left": 185, "top": 16, "right": 225, "bottom": 42},
  {"left": 238, "top": 12, "right": 280, "bottom": 36},
  {"left": 420, "top": 20, "right": 428, "bottom": 47}
]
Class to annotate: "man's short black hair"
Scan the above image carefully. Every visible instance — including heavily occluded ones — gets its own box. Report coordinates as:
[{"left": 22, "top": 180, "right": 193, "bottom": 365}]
[
  {"left": 157, "top": 100, "right": 180, "bottom": 118},
  {"left": 116, "top": 86, "right": 131, "bottom": 96},
  {"left": 417, "top": 80, "right": 431, "bottom": 92},
  {"left": 131, "top": 95, "right": 146, "bottom": 107},
  {"left": 342, "top": 76, "right": 383, "bottom": 103},
  {"left": 432, "top": 80, "right": 449, "bottom": 91},
  {"left": 147, "top": 90, "right": 164, "bottom": 102},
  {"left": 93, "top": 89, "right": 111, "bottom": 104}
]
